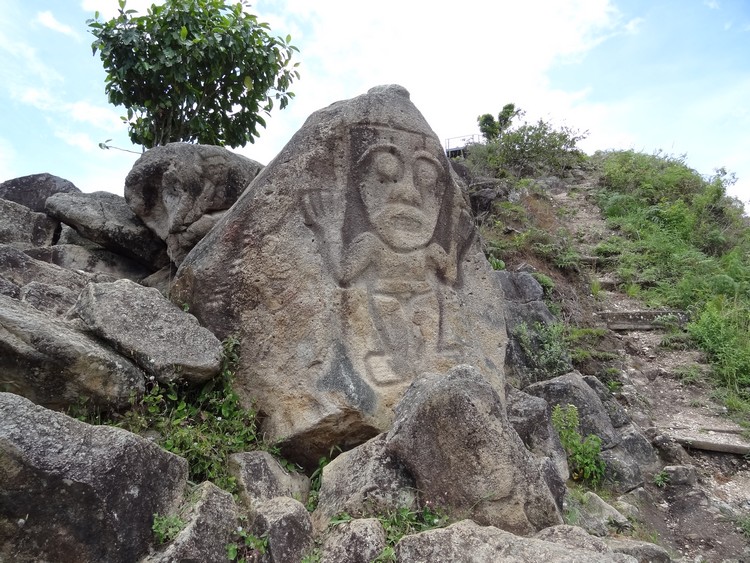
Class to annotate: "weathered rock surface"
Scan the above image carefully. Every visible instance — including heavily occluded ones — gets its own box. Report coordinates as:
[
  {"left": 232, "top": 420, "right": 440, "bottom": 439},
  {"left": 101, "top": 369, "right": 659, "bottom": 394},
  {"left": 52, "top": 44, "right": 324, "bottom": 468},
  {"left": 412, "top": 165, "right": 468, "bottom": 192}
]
[
  {"left": 0, "top": 244, "right": 104, "bottom": 294},
  {"left": 45, "top": 191, "right": 169, "bottom": 268},
  {"left": 386, "top": 365, "right": 563, "bottom": 535},
  {"left": 0, "top": 172, "right": 80, "bottom": 212},
  {"left": 0, "top": 294, "right": 145, "bottom": 409},
  {"left": 19, "top": 280, "right": 78, "bottom": 316},
  {"left": 320, "top": 518, "right": 386, "bottom": 563},
  {"left": 125, "top": 142, "right": 263, "bottom": 265},
  {"left": 0, "top": 197, "right": 59, "bottom": 249},
  {"left": 173, "top": 84, "right": 507, "bottom": 466},
  {"left": 144, "top": 481, "right": 238, "bottom": 563},
  {"left": 313, "top": 433, "right": 417, "bottom": 532},
  {"left": 497, "top": 270, "right": 564, "bottom": 388},
  {"left": 0, "top": 393, "right": 188, "bottom": 563},
  {"left": 566, "top": 491, "right": 631, "bottom": 537},
  {"left": 604, "top": 537, "right": 672, "bottom": 563},
  {"left": 229, "top": 451, "right": 310, "bottom": 512},
  {"left": 533, "top": 524, "right": 611, "bottom": 553},
  {"left": 506, "top": 386, "right": 569, "bottom": 480},
  {"left": 74, "top": 279, "right": 222, "bottom": 383},
  {"left": 25, "top": 244, "right": 152, "bottom": 281},
  {"left": 394, "top": 520, "right": 638, "bottom": 562},
  {"left": 251, "top": 497, "right": 313, "bottom": 563},
  {"left": 525, "top": 371, "right": 619, "bottom": 448}
]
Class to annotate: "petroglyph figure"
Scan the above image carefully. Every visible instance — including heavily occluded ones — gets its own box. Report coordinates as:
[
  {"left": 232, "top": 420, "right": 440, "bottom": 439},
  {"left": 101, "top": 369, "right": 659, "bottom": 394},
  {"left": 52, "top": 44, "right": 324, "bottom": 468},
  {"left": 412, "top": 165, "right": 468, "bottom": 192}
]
[{"left": 304, "top": 125, "right": 473, "bottom": 386}]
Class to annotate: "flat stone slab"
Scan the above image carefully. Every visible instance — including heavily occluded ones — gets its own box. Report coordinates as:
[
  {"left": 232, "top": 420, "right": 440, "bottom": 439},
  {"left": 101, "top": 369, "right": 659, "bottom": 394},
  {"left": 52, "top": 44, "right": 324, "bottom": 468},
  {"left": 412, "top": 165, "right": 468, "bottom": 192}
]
[{"left": 597, "top": 309, "right": 688, "bottom": 331}]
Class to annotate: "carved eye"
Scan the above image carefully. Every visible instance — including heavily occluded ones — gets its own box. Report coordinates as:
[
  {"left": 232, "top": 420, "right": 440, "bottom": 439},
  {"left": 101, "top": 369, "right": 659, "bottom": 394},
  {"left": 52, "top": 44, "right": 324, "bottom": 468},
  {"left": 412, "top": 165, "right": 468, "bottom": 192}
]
[
  {"left": 372, "top": 151, "right": 402, "bottom": 183},
  {"left": 413, "top": 157, "right": 439, "bottom": 190}
]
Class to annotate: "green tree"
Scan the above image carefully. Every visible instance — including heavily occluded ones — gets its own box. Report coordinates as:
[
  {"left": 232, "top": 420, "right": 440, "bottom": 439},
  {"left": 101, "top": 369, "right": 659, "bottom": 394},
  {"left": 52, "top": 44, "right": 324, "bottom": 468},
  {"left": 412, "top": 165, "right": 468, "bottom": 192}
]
[
  {"left": 477, "top": 103, "right": 523, "bottom": 142},
  {"left": 87, "top": 0, "right": 300, "bottom": 148}
]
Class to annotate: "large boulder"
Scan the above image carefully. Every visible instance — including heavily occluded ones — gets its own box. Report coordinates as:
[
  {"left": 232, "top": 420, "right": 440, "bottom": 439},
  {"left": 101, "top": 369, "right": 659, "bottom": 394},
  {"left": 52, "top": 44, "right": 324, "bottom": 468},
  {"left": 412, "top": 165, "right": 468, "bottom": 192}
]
[
  {"left": 0, "top": 294, "right": 145, "bottom": 409},
  {"left": 0, "top": 173, "right": 80, "bottom": 212},
  {"left": 125, "top": 142, "right": 263, "bottom": 265},
  {"left": 172, "top": 85, "right": 507, "bottom": 466},
  {"left": 73, "top": 279, "right": 222, "bottom": 384},
  {"left": 0, "top": 198, "right": 59, "bottom": 249},
  {"left": 386, "top": 365, "right": 563, "bottom": 535},
  {"left": 313, "top": 433, "right": 417, "bottom": 532},
  {"left": 0, "top": 393, "right": 188, "bottom": 563},
  {"left": 45, "top": 191, "right": 169, "bottom": 268}
]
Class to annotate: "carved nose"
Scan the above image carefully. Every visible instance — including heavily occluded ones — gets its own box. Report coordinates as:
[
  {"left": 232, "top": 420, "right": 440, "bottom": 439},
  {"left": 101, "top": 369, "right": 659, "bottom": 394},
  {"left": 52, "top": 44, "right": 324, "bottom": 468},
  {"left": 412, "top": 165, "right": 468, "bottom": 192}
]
[{"left": 389, "top": 177, "right": 421, "bottom": 205}]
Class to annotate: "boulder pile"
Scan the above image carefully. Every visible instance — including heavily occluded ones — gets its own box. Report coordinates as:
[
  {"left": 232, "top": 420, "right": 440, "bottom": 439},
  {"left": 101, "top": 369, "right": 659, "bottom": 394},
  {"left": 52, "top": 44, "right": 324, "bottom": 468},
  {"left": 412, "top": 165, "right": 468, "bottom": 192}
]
[{"left": 0, "top": 86, "right": 670, "bottom": 562}]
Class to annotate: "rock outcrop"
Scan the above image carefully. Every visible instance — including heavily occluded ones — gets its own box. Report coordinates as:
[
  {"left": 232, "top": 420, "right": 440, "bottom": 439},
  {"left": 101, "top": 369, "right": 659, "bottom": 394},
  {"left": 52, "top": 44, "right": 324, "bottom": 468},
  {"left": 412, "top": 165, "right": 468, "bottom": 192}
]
[{"left": 125, "top": 142, "right": 263, "bottom": 265}]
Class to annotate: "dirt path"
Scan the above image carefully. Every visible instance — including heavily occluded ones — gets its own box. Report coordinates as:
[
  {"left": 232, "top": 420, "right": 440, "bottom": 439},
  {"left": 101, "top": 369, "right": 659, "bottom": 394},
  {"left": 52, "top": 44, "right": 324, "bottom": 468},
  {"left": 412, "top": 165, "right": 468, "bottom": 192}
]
[{"left": 551, "top": 177, "right": 750, "bottom": 561}]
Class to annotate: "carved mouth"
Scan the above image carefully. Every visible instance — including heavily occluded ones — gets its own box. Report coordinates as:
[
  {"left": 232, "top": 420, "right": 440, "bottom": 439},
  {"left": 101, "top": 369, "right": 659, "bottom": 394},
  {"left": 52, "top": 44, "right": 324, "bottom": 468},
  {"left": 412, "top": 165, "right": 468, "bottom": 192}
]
[{"left": 385, "top": 205, "right": 425, "bottom": 231}]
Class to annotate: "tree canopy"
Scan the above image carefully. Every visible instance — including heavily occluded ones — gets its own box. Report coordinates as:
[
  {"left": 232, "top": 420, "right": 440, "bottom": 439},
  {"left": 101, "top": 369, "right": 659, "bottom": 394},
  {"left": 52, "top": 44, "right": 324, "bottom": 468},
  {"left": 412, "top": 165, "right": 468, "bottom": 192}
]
[{"left": 87, "top": 0, "right": 300, "bottom": 148}]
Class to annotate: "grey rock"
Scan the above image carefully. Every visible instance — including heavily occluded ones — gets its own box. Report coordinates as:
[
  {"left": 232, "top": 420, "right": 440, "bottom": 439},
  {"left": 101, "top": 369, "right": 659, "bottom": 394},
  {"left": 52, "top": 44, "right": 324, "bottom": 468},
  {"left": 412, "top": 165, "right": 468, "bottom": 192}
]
[
  {"left": 125, "top": 142, "right": 263, "bottom": 265},
  {"left": 229, "top": 451, "right": 310, "bottom": 512},
  {"left": 604, "top": 537, "right": 672, "bottom": 563},
  {"left": 506, "top": 386, "right": 569, "bottom": 480},
  {"left": 386, "top": 365, "right": 562, "bottom": 535},
  {"left": 0, "top": 244, "right": 100, "bottom": 293},
  {"left": 19, "top": 281, "right": 78, "bottom": 316},
  {"left": 524, "top": 371, "right": 619, "bottom": 448},
  {"left": 600, "top": 445, "right": 647, "bottom": 494},
  {"left": 74, "top": 279, "right": 222, "bottom": 384},
  {"left": 394, "top": 519, "right": 638, "bottom": 562},
  {"left": 45, "top": 190, "right": 169, "bottom": 268},
  {"left": 583, "top": 375, "right": 631, "bottom": 428},
  {"left": 533, "top": 524, "right": 611, "bottom": 553},
  {"left": 144, "top": 481, "right": 239, "bottom": 563},
  {"left": 566, "top": 491, "right": 631, "bottom": 537},
  {"left": 0, "top": 393, "right": 188, "bottom": 563},
  {"left": 25, "top": 244, "right": 152, "bottom": 281},
  {"left": 0, "top": 294, "right": 145, "bottom": 409},
  {"left": 320, "top": 518, "right": 386, "bottom": 563},
  {"left": 140, "top": 264, "right": 178, "bottom": 297},
  {"left": 172, "top": 84, "right": 507, "bottom": 467},
  {"left": 498, "top": 271, "right": 561, "bottom": 388},
  {"left": 0, "top": 275, "right": 20, "bottom": 298},
  {"left": 663, "top": 464, "right": 698, "bottom": 486},
  {"left": 313, "top": 434, "right": 417, "bottom": 533},
  {"left": 57, "top": 223, "right": 102, "bottom": 248},
  {"left": 0, "top": 197, "right": 59, "bottom": 249},
  {"left": 0, "top": 173, "right": 80, "bottom": 212},
  {"left": 252, "top": 497, "right": 313, "bottom": 563}
]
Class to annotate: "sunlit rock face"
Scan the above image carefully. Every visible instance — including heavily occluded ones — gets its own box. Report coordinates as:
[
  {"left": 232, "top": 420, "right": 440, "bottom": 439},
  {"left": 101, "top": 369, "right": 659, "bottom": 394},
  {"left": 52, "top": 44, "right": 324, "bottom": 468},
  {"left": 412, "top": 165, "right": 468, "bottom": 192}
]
[{"left": 173, "top": 85, "right": 508, "bottom": 466}]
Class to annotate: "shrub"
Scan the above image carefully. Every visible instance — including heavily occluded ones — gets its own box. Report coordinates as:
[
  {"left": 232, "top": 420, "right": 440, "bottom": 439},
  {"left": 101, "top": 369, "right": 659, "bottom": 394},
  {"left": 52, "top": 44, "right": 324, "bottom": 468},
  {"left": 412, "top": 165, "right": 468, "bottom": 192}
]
[{"left": 514, "top": 322, "right": 572, "bottom": 383}]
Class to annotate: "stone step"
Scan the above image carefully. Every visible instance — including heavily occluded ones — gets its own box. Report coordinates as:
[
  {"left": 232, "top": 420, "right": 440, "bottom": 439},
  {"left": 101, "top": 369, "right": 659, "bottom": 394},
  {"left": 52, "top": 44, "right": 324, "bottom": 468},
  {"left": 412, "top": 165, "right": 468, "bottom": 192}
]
[{"left": 596, "top": 310, "right": 689, "bottom": 331}]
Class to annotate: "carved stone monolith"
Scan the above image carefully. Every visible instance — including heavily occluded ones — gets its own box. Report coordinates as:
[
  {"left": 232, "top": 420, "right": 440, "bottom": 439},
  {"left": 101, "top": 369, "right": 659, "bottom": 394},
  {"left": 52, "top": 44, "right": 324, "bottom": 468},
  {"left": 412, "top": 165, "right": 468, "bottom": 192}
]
[{"left": 172, "top": 85, "right": 507, "bottom": 466}]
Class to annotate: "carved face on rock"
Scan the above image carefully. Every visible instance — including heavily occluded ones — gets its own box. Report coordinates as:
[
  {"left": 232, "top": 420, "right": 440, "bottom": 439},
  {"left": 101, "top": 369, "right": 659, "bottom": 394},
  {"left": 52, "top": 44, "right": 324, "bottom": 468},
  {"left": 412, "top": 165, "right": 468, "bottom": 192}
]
[{"left": 352, "top": 126, "right": 447, "bottom": 251}]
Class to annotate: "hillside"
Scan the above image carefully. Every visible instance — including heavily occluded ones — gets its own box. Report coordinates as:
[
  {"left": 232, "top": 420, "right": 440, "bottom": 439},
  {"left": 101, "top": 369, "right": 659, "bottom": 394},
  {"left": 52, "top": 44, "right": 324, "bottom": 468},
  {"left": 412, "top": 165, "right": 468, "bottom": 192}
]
[{"left": 459, "top": 143, "right": 750, "bottom": 560}]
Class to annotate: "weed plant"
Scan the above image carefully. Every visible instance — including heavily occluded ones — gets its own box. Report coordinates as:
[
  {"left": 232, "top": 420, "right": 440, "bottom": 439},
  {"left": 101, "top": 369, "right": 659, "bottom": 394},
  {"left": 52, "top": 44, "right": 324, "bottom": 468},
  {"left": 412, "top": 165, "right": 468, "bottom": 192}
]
[
  {"left": 71, "top": 336, "right": 274, "bottom": 494},
  {"left": 551, "top": 404, "right": 606, "bottom": 487}
]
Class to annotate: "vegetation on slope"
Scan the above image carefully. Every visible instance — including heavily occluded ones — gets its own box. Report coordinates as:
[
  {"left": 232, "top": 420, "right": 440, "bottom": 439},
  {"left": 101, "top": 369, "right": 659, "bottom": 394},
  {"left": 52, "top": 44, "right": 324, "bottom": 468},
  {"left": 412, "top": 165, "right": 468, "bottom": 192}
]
[{"left": 462, "top": 110, "right": 750, "bottom": 427}]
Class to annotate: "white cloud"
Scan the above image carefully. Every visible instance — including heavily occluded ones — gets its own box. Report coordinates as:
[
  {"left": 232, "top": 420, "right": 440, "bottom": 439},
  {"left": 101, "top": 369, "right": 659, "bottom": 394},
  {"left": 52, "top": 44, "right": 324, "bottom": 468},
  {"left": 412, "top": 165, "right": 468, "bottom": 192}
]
[
  {"left": 80, "top": 0, "right": 165, "bottom": 20},
  {"left": 624, "top": 17, "right": 644, "bottom": 35},
  {"left": 35, "top": 11, "right": 82, "bottom": 41},
  {"left": 0, "top": 137, "right": 19, "bottom": 181},
  {"left": 704, "top": 0, "right": 720, "bottom": 9},
  {"left": 54, "top": 129, "right": 96, "bottom": 152}
]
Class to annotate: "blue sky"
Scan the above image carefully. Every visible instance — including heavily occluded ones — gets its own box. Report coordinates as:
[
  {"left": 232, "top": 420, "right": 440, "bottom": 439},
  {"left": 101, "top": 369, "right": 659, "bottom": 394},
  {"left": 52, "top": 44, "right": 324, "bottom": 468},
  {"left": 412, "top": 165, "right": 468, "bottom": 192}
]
[{"left": 1, "top": 0, "right": 748, "bottom": 206}]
